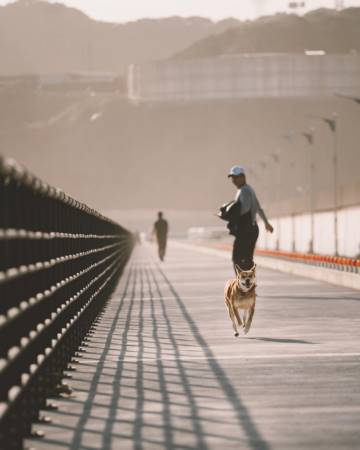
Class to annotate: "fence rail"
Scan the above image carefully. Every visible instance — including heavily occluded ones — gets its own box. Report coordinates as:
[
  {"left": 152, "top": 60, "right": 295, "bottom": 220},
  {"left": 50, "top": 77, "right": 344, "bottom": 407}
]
[{"left": 0, "top": 157, "right": 134, "bottom": 449}]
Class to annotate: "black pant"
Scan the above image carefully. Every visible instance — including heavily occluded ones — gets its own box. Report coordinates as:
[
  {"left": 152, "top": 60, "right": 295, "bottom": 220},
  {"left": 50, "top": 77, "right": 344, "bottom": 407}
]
[
  {"left": 232, "top": 224, "right": 259, "bottom": 271},
  {"left": 157, "top": 236, "right": 167, "bottom": 261}
]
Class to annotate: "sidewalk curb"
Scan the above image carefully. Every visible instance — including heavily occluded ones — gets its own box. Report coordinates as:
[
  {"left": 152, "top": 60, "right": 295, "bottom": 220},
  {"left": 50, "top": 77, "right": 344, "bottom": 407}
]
[{"left": 172, "top": 241, "right": 360, "bottom": 291}]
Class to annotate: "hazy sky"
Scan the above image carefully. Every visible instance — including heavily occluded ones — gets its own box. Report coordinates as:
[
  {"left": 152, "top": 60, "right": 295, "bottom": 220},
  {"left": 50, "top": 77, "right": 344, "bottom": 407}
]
[{"left": 1, "top": 0, "right": 360, "bottom": 22}]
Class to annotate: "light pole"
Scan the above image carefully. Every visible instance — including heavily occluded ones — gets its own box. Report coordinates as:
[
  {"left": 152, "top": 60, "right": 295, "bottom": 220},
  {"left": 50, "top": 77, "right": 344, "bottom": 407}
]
[
  {"left": 270, "top": 150, "right": 281, "bottom": 251},
  {"left": 258, "top": 158, "right": 268, "bottom": 202},
  {"left": 322, "top": 113, "right": 339, "bottom": 256},
  {"left": 281, "top": 133, "right": 297, "bottom": 252},
  {"left": 249, "top": 165, "right": 268, "bottom": 250},
  {"left": 302, "top": 129, "right": 315, "bottom": 254},
  {"left": 308, "top": 112, "right": 340, "bottom": 255},
  {"left": 257, "top": 159, "right": 272, "bottom": 250}
]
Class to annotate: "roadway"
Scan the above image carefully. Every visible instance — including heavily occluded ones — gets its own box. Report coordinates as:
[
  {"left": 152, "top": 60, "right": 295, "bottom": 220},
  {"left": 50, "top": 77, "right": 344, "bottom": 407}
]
[{"left": 26, "top": 241, "right": 360, "bottom": 450}]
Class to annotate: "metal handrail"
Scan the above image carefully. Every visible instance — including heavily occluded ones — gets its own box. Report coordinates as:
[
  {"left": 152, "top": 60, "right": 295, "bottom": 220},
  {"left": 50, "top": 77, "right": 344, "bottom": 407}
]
[{"left": 0, "top": 156, "right": 134, "bottom": 449}]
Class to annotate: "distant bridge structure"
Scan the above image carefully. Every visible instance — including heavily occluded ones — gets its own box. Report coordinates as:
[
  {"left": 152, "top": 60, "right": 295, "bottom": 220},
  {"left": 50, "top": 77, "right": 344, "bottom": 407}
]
[{"left": 127, "top": 53, "right": 360, "bottom": 102}]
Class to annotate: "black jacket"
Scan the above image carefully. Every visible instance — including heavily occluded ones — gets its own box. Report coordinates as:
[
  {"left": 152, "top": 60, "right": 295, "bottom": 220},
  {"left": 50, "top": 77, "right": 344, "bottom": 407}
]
[{"left": 218, "top": 201, "right": 252, "bottom": 236}]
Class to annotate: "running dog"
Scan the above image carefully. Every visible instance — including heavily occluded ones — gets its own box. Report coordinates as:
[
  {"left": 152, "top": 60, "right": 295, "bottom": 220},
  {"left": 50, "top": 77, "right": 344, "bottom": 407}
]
[{"left": 224, "top": 264, "right": 257, "bottom": 337}]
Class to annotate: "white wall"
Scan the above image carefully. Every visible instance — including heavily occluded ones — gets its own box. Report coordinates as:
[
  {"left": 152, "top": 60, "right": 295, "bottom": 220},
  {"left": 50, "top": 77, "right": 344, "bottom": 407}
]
[
  {"left": 338, "top": 207, "right": 360, "bottom": 257},
  {"left": 258, "top": 205, "right": 360, "bottom": 258}
]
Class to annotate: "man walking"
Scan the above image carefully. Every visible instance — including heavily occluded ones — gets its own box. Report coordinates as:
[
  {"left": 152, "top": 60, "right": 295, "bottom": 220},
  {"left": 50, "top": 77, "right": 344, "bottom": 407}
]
[
  {"left": 153, "top": 211, "right": 169, "bottom": 261},
  {"left": 227, "top": 166, "right": 273, "bottom": 271}
]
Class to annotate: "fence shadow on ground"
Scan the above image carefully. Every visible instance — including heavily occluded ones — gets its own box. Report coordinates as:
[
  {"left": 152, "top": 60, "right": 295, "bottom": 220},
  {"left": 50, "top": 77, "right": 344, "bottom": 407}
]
[{"left": 27, "top": 258, "right": 270, "bottom": 450}]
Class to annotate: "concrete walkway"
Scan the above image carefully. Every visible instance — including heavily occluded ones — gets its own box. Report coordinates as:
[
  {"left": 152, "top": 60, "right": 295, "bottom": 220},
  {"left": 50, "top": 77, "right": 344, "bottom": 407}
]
[{"left": 27, "top": 242, "right": 360, "bottom": 450}]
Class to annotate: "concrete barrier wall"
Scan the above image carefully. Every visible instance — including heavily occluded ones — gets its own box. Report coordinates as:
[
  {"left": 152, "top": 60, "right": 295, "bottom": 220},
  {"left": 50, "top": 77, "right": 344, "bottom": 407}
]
[
  {"left": 258, "top": 205, "right": 360, "bottom": 257},
  {"left": 172, "top": 241, "right": 360, "bottom": 290},
  {"left": 255, "top": 255, "right": 360, "bottom": 291}
]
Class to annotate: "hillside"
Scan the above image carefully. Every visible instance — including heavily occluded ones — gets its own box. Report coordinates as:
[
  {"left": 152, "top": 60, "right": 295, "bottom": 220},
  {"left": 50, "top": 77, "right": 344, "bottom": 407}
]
[
  {"left": 4, "top": 2, "right": 360, "bottom": 76},
  {"left": 0, "top": 0, "right": 237, "bottom": 75},
  {"left": 174, "top": 8, "right": 360, "bottom": 59},
  {"left": 1, "top": 86, "right": 359, "bottom": 219}
]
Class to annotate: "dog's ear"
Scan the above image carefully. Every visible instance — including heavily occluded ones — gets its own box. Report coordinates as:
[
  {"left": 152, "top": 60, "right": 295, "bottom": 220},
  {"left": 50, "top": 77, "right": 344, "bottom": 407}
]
[
  {"left": 234, "top": 264, "right": 242, "bottom": 276},
  {"left": 250, "top": 264, "right": 256, "bottom": 273}
]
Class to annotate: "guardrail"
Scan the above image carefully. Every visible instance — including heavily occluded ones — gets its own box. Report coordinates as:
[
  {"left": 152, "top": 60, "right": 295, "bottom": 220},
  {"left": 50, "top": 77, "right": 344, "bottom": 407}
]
[
  {"left": 196, "top": 241, "right": 360, "bottom": 274},
  {"left": 0, "top": 157, "right": 134, "bottom": 449},
  {"left": 256, "top": 249, "right": 360, "bottom": 273}
]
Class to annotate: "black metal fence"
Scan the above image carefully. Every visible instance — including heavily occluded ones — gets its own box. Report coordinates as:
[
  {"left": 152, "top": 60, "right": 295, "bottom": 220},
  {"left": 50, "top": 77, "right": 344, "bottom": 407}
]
[{"left": 0, "top": 157, "right": 134, "bottom": 449}]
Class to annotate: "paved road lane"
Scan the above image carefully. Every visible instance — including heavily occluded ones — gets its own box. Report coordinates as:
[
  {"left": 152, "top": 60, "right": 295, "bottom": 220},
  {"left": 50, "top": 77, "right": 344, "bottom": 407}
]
[{"left": 26, "top": 242, "right": 360, "bottom": 450}]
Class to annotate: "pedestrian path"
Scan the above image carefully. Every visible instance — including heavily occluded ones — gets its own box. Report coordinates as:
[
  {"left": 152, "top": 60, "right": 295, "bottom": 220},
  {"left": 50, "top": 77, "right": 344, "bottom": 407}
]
[{"left": 26, "top": 242, "right": 360, "bottom": 450}]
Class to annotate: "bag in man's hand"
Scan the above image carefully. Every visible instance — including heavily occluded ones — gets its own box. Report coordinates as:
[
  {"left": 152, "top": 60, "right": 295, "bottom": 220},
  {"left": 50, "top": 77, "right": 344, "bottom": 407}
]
[{"left": 217, "top": 201, "right": 241, "bottom": 236}]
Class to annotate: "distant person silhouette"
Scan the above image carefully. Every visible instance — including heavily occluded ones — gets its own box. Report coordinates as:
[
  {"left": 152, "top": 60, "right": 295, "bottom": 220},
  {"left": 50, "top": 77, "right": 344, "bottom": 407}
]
[
  {"left": 133, "top": 231, "right": 141, "bottom": 245},
  {"left": 153, "top": 212, "right": 168, "bottom": 261}
]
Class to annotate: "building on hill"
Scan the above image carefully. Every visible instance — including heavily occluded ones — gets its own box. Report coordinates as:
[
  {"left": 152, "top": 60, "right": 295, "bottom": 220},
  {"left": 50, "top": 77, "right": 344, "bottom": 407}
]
[{"left": 127, "top": 53, "right": 360, "bottom": 102}]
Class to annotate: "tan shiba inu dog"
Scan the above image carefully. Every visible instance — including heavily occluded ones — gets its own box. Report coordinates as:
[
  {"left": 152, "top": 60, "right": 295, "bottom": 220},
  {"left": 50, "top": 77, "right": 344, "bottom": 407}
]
[{"left": 224, "top": 264, "right": 257, "bottom": 337}]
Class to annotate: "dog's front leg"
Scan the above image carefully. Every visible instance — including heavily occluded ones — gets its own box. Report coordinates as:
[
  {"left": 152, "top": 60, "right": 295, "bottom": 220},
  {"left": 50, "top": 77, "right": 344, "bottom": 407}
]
[
  {"left": 244, "top": 303, "right": 255, "bottom": 335},
  {"left": 233, "top": 307, "right": 243, "bottom": 330},
  {"left": 226, "top": 302, "right": 239, "bottom": 337},
  {"left": 231, "top": 306, "right": 240, "bottom": 337},
  {"left": 242, "top": 310, "right": 248, "bottom": 329}
]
